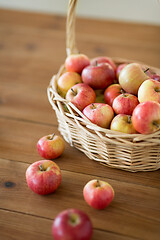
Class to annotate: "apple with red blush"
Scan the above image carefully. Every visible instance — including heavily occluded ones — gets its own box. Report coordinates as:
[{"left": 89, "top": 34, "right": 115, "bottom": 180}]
[
  {"left": 65, "top": 83, "right": 96, "bottom": 111},
  {"left": 132, "top": 101, "right": 160, "bottom": 134},
  {"left": 90, "top": 56, "right": 117, "bottom": 73},
  {"left": 83, "top": 179, "right": 114, "bottom": 210},
  {"left": 119, "top": 63, "right": 149, "bottom": 95},
  {"left": 83, "top": 103, "right": 114, "bottom": 128},
  {"left": 37, "top": 133, "right": 65, "bottom": 160},
  {"left": 110, "top": 114, "right": 137, "bottom": 134},
  {"left": 26, "top": 160, "right": 61, "bottom": 195},
  {"left": 82, "top": 62, "right": 115, "bottom": 89},
  {"left": 138, "top": 79, "right": 160, "bottom": 103},
  {"left": 57, "top": 71, "right": 82, "bottom": 98},
  {"left": 52, "top": 208, "right": 93, "bottom": 240},
  {"left": 112, "top": 92, "right": 139, "bottom": 115},
  {"left": 104, "top": 83, "right": 123, "bottom": 106},
  {"left": 65, "top": 54, "right": 90, "bottom": 74},
  {"left": 116, "top": 63, "right": 128, "bottom": 79},
  {"left": 151, "top": 74, "right": 160, "bottom": 82}
]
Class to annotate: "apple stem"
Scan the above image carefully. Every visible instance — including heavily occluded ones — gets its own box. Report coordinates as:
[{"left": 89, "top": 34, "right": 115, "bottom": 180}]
[
  {"left": 39, "top": 164, "right": 44, "bottom": 171},
  {"left": 128, "top": 115, "right": 132, "bottom": 123},
  {"left": 95, "top": 60, "right": 98, "bottom": 66},
  {"left": 49, "top": 133, "right": 55, "bottom": 140},
  {"left": 71, "top": 88, "right": 76, "bottom": 96},
  {"left": 96, "top": 179, "right": 100, "bottom": 187},
  {"left": 144, "top": 68, "right": 149, "bottom": 73},
  {"left": 91, "top": 103, "right": 96, "bottom": 109},
  {"left": 120, "top": 89, "right": 126, "bottom": 97}
]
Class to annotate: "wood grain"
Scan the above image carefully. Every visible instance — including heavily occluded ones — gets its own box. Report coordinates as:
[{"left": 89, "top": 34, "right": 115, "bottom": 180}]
[
  {"left": 0, "top": 209, "right": 137, "bottom": 240},
  {"left": 0, "top": 8, "right": 160, "bottom": 240},
  {"left": 0, "top": 117, "right": 160, "bottom": 189},
  {"left": 0, "top": 158, "right": 160, "bottom": 240}
]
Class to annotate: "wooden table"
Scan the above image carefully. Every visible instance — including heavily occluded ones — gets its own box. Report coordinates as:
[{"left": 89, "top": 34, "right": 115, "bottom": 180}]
[{"left": 0, "top": 9, "right": 160, "bottom": 240}]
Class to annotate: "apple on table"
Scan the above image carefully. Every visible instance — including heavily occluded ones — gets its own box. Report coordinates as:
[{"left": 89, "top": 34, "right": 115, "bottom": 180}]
[
  {"left": 65, "top": 83, "right": 96, "bottom": 111},
  {"left": 26, "top": 160, "right": 61, "bottom": 195},
  {"left": 52, "top": 208, "right": 93, "bottom": 240},
  {"left": 37, "top": 133, "right": 65, "bottom": 160},
  {"left": 83, "top": 179, "right": 114, "bottom": 210}
]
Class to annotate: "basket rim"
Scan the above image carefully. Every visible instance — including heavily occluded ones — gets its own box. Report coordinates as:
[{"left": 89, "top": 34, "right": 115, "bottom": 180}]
[{"left": 47, "top": 57, "right": 160, "bottom": 147}]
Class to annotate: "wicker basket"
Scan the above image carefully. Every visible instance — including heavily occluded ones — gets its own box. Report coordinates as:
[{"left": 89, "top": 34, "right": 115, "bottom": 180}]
[{"left": 47, "top": 0, "right": 160, "bottom": 172}]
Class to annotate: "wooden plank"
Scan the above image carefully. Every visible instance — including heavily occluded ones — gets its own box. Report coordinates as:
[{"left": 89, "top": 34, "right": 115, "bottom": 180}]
[
  {"left": 0, "top": 158, "right": 160, "bottom": 240},
  {"left": 0, "top": 209, "right": 136, "bottom": 240},
  {"left": 0, "top": 10, "right": 160, "bottom": 125},
  {"left": 0, "top": 117, "right": 160, "bottom": 188}
]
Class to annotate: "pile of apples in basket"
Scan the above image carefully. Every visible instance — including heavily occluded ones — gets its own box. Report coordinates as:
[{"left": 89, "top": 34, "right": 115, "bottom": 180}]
[{"left": 58, "top": 53, "right": 160, "bottom": 134}]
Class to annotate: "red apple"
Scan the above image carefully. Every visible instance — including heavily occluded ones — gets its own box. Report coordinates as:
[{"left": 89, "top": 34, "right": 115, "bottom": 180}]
[
  {"left": 66, "top": 83, "right": 96, "bottom": 111},
  {"left": 112, "top": 92, "right": 139, "bottom": 115},
  {"left": 83, "top": 179, "right": 114, "bottom": 210},
  {"left": 104, "top": 83, "right": 122, "bottom": 106},
  {"left": 52, "top": 208, "right": 93, "bottom": 240},
  {"left": 116, "top": 63, "right": 128, "bottom": 79},
  {"left": 83, "top": 103, "right": 114, "bottom": 128},
  {"left": 82, "top": 63, "right": 115, "bottom": 89},
  {"left": 110, "top": 114, "right": 137, "bottom": 134},
  {"left": 132, "top": 101, "right": 160, "bottom": 134},
  {"left": 119, "top": 63, "right": 149, "bottom": 95},
  {"left": 65, "top": 54, "right": 90, "bottom": 74},
  {"left": 142, "top": 67, "right": 160, "bottom": 82},
  {"left": 57, "top": 72, "right": 82, "bottom": 98},
  {"left": 138, "top": 79, "right": 160, "bottom": 103},
  {"left": 26, "top": 160, "right": 61, "bottom": 195},
  {"left": 90, "top": 56, "right": 117, "bottom": 73},
  {"left": 151, "top": 74, "right": 160, "bottom": 82},
  {"left": 37, "top": 133, "right": 65, "bottom": 160}
]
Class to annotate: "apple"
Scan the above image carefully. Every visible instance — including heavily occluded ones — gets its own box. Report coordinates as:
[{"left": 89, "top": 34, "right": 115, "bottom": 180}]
[
  {"left": 116, "top": 63, "right": 128, "bottom": 79},
  {"left": 138, "top": 79, "right": 160, "bottom": 103},
  {"left": 110, "top": 114, "right": 137, "bottom": 134},
  {"left": 104, "top": 83, "right": 122, "bottom": 106},
  {"left": 52, "top": 208, "right": 93, "bottom": 240},
  {"left": 83, "top": 179, "right": 114, "bottom": 210},
  {"left": 151, "top": 74, "right": 160, "bottom": 82},
  {"left": 26, "top": 160, "right": 61, "bottom": 195},
  {"left": 112, "top": 92, "right": 139, "bottom": 115},
  {"left": 90, "top": 56, "right": 117, "bottom": 73},
  {"left": 119, "top": 63, "right": 149, "bottom": 95},
  {"left": 65, "top": 54, "right": 90, "bottom": 74},
  {"left": 37, "top": 133, "right": 65, "bottom": 160},
  {"left": 142, "top": 67, "right": 160, "bottom": 82},
  {"left": 82, "top": 103, "right": 114, "bottom": 128},
  {"left": 57, "top": 72, "right": 82, "bottom": 98},
  {"left": 82, "top": 63, "right": 115, "bottom": 89},
  {"left": 65, "top": 83, "right": 96, "bottom": 111},
  {"left": 132, "top": 101, "right": 160, "bottom": 134}
]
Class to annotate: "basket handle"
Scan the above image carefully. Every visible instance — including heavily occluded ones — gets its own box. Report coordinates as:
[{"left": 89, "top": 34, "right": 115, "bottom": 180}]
[{"left": 66, "top": 0, "right": 78, "bottom": 56}]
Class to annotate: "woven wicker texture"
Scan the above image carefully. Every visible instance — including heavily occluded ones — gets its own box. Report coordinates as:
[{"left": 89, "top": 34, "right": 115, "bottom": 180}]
[{"left": 47, "top": 0, "right": 160, "bottom": 172}]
